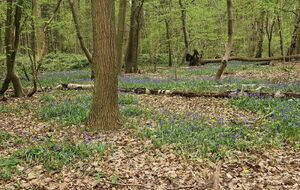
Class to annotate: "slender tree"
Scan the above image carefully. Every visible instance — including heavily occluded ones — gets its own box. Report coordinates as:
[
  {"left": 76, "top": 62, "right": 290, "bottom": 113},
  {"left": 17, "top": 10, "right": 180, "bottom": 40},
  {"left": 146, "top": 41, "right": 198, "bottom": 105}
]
[
  {"left": 88, "top": 0, "right": 120, "bottom": 130},
  {"left": 215, "top": 0, "right": 233, "bottom": 80},
  {"left": 0, "top": 20, "right": 3, "bottom": 54},
  {"left": 116, "top": 0, "right": 127, "bottom": 73},
  {"left": 0, "top": 0, "right": 24, "bottom": 97},
  {"left": 178, "top": 0, "right": 189, "bottom": 64},
  {"left": 68, "top": 0, "right": 94, "bottom": 78},
  {"left": 255, "top": 11, "right": 265, "bottom": 58},
  {"left": 265, "top": 17, "right": 275, "bottom": 57}
]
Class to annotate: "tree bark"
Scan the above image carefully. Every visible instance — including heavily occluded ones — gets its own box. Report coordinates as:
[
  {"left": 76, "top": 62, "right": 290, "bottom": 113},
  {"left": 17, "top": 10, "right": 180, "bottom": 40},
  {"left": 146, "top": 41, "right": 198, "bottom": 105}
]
[
  {"left": 0, "top": 0, "right": 24, "bottom": 97},
  {"left": 69, "top": 0, "right": 94, "bottom": 78},
  {"left": 277, "top": 16, "right": 284, "bottom": 57},
  {"left": 178, "top": 0, "right": 189, "bottom": 65},
  {"left": 287, "top": 7, "right": 300, "bottom": 56},
  {"left": 255, "top": 11, "right": 265, "bottom": 58},
  {"left": 265, "top": 17, "right": 275, "bottom": 57},
  {"left": 0, "top": 20, "right": 3, "bottom": 54},
  {"left": 124, "top": 0, "right": 144, "bottom": 73},
  {"left": 215, "top": 0, "right": 233, "bottom": 80},
  {"left": 165, "top": 18, "right": 172, "bottom": 67},
  {"left": 88, "top": 0, "right": 120, "bottom": 130},
  {"left": 116, "top": 0, "right": 127, "bottom": 73},
  {"left": 248, "top": 16, "right": 258, "bottom": 57}
]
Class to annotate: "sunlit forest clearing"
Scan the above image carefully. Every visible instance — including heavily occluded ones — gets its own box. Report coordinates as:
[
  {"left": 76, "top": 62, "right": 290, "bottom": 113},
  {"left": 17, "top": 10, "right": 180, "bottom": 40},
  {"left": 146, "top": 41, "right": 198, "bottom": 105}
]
[{"left": 0, "top": 0, "right": 299, "bottom": 189}]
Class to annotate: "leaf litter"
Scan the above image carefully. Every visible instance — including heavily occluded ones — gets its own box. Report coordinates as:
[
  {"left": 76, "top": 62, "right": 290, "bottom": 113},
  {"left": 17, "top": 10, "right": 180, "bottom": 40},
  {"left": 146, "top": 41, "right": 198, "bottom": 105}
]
[{"left": 0, "top": 93, "right": 299, "bottom": 190}]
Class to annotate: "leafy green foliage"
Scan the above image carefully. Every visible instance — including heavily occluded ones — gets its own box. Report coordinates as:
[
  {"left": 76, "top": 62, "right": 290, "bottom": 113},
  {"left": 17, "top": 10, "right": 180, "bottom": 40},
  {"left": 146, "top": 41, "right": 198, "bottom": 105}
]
[{"left": 41, "top": 53, "right": 89, "bottom": 71}]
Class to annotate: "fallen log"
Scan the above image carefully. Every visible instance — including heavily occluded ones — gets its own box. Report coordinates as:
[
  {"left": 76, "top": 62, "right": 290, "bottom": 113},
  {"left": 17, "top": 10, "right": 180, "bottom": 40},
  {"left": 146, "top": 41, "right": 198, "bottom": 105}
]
[
  {"left": 54, "top": 83, "right": 300, "bottom": 99},
  {"left": 120, "top": 88, "right": 300, "bottom": 99},
  {"left": 201, "top": 54, "right": 300, "bottom": 64}
]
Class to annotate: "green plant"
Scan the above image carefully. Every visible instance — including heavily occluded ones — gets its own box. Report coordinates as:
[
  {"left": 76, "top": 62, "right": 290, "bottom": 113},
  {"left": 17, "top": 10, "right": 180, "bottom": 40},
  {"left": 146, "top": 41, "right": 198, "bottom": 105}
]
[
  {"left": 121, "top": 106, "right": 144, "bottom": 117},
  {"left": 15, "top": 139, "right": 106, "bottom": 171}
]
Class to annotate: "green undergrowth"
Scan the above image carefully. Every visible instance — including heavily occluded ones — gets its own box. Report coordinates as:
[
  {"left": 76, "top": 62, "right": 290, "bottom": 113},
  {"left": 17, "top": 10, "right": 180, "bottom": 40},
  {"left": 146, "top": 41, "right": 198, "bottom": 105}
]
[
  {"left": 137, "top": 113, "right": 286, "bottom": 161},
  {"left": 38, "top": 92, "right": 143, "bottom": 126},
  {"left": 134, "top": 97, "right": 300, "bottom": 160},
  {"left": 0, "top": 138, "right": 106, "bottom": 180},
  {"left": 0, "top": 132, "right": 24, "bottom": 150},
  {"left": 228, "top": 97, "right": 300, "bottom": 142},
  {"left": 0, "top": 102, "right": 31, "bottom": 115}
]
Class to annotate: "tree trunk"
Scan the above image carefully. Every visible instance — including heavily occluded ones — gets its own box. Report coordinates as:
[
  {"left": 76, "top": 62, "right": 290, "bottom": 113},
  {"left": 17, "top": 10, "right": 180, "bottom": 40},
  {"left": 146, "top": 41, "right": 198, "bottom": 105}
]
[
  {"left": 116, "top": 0, "right": 127, "bottom": 73},
  {"left": 255, "top": 11, "right": 265, "bottom": 58},
  {"left": 287, "top": 7, "right": 300, "bottom": 56},
  {"left": 0, "top": 0, "right": 24, "bottom": 97},
  {"left": 265, "top": 17, "right": 275, "bottom": 57},
  {"left": 73, "top": 0, "right": 80, "bottom": 53},
  {"left": 277, "top": 16, "right": 284, "bottom": 57},
  {"left": 0, "top": 21, "right": 3, "bottom": 54},
  {"left": 215, "top": 0, "right": 233, "bottom": 80},
  {"left": 69, "top": 0, "right": 94, "bottom": 78},
  {"left": 165, "top": 18, "right": 172, "bottom": 67},
  {"left": 124, "top": 0, "right": 144, "bottom": 73},
  {"left": 178, "top": 0, "right": 189, "bottom": 64},
  {"left": 248, "top": 16, "right": 258, "bottom": 57},
  {"left": 88, "top": 0, "right": 120, "bottom": 130}
]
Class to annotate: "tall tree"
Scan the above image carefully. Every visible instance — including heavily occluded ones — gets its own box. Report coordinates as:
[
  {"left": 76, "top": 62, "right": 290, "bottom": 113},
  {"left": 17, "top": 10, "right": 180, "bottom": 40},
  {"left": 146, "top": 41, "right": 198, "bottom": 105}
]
[
  {"left": 265, "top": 16, "right": 275, "bottom": 57},
  {"left": 287, "top": 5, "right": 300, "bottom": 56},
  {"left": 116, "top": 0, "right": 127, "bottom": 73},
  {"left": 255, "top": 11, "right": 265, "bottom": 58},
  {"left": 27, "top": 0, "right": 62, "bottom": 97},
  {"left": 0, "top": 0, "right": 24, "bottom": 97},
  {"left": 69, "top": 0, "right": 94, "bottom": 78},
  {"left": 88, "top": 0, "right": 120, "bottom": 130},
  {"left": 0, "top": 20, "right": 3, "bottom": 54},
  {"left": 215, "top": 0, "right": 233, "bottom": 80},
  {"left": 178, "top": 0, "right": 189, "bottom": 64},
  {"left": 124, "top": 0, "right": 144, "bottom": 73}
]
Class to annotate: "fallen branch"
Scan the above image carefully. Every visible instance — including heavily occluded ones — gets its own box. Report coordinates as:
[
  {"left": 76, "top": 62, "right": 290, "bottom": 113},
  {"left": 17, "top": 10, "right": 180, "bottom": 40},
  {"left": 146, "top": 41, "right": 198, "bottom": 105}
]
[
  {"left": 103, "top": 179, "right": 153, "bottom": 189},
  {"left": 104, "top": 179, "right": 197, "bottom": 190},
  {"left": 201, "top": 54, "right": 300, "bottom": 64},
  {"left": 54, "top": 84, "right": 300, "bottom": 99}
]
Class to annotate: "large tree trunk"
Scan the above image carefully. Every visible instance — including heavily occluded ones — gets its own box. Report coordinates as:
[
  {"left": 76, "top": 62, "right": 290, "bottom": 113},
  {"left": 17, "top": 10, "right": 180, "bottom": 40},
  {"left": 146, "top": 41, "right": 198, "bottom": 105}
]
[
  {"left": 116, "top": 0, "right": 127, "bottom": 73},
  {"left": 0, "top": 0, "right": 24, "bottom": 97},
  {"left": 255, "top": 11, "right": 265, "bottom": 58},
  {"left": 88, "top": 0, "right": 120, "bottom": 130},
  {"left": 215, "top": 0, "right": 233, "bottom": 80},
  {"left": 124, "top": 0, "right": 144, "bottom": 73},
  {"left": 178, "top": 0, "right": 189, "bottom": 64},
  {"left": 287, "top": 7, "right": 300, "bottom": 56}
]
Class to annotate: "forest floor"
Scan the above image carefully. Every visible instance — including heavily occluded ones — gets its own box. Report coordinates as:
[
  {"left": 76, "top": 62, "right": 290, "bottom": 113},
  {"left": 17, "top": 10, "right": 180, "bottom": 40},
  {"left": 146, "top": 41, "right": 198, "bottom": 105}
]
[{"left": 0, "top": 61, "right": 300, "bottom": 189}]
